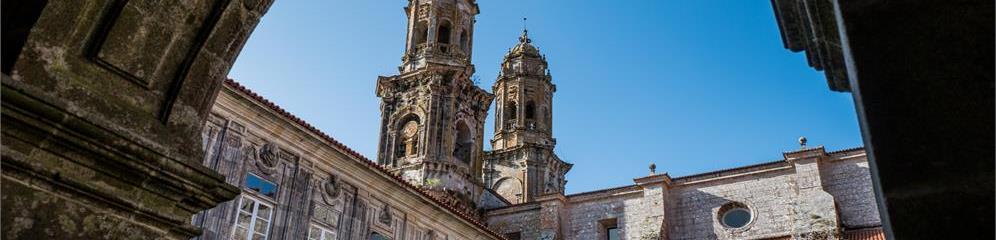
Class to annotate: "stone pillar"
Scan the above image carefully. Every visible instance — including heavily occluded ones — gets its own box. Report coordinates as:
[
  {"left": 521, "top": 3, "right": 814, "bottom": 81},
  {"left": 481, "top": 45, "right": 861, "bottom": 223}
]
[
  {"left": 784, "top": 147, "right": 840, "bottom": 239},
  {"left": 536, "top": 194, "right": 568, "bottom": 240},
  {"left": 1, "top": 0, "right": 273, "bottom": 239},
  {"left": 633, "top": 173, "right": 673, "bottom": 240}
]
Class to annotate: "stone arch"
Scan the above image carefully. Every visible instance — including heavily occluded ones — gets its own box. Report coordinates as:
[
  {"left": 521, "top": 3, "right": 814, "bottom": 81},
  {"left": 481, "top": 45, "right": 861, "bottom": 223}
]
[
  {"left": 437, "top": 19, "right": 452, "bottom": 45},
  {"left": 453, "top": 120, "right": 472, "bottom": 164},
  {"left": 414, "top": 21, "right": 429, "bottom": 46},
  {"left": 394, "top": 113, "right": 422, "bottom": 159},
  {"left": 493, "top": 177, "right": 524, "bottom": 203},
  {"left": 525, "top": 100, "right": 536, "bottom": 120},
  {"left": 504, "top": 101, "right": 518, "bottom": 124}
]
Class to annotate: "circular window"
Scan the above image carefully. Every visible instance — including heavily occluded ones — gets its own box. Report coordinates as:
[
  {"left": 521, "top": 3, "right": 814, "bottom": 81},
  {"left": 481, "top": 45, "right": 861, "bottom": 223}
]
[{"left": 721, "top": 207, "right": 752, "bottom": 228}]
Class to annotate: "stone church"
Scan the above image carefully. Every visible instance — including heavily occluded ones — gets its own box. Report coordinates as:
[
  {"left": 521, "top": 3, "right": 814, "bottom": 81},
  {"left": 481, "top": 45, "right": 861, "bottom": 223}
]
[{"left": 186, "top": 1, "right": 886, "bottom": 240}]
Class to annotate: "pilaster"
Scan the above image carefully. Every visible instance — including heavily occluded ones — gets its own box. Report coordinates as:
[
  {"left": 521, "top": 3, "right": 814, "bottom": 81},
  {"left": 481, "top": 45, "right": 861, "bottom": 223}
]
[{"left": 784, "top": 146, "right": 841, "bottom": 239}]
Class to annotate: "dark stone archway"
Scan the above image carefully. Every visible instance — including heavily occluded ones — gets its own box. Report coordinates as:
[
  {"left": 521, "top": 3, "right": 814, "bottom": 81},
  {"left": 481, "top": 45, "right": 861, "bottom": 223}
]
[{"left": 1, "top": 0, "right": 275, "bottom": 238}]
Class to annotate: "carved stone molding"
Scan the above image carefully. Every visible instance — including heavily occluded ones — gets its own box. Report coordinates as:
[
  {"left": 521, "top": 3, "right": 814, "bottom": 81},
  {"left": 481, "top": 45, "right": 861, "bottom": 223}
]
[
  {"left": 322, "top": 174, "right": 342, "bottom": 205},
  {"left": 379, "top": 204, "right": 393, "bottom": 225},
  {"left": 256, "top": 143, "right": 279, "bottom": 175}
]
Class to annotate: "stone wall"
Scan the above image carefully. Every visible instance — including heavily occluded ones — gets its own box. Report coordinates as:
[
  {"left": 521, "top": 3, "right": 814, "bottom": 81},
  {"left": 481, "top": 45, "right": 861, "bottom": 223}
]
[
  {"left": 485, "top": 147, "right": 879, "bottom": 240},
  {"left": 195, "top": 81, "right": 502, "bottom": 240},
  {"left": 668, "top": 166, "right": 798, "bottom": 240},
  {"left": 822, "top": 150, "right": 880, "bottom": 228},
  {"left": 486, "top": 204, "right": 543, "bottom": 239}
]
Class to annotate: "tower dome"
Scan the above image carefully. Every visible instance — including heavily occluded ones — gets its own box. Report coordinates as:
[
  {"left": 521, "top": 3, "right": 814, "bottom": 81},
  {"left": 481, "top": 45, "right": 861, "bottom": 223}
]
[{"left": 509, "top": 30, "right": 541, "bottom": 57}]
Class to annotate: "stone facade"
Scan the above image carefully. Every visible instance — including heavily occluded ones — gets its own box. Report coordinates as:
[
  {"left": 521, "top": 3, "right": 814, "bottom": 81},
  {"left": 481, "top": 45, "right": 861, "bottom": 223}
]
[
  {"left": 486, "top": 147, "right": 881, "bottom": 240},
  {"left": 194, "top": 80, "right": 504, "bottom": 240}
]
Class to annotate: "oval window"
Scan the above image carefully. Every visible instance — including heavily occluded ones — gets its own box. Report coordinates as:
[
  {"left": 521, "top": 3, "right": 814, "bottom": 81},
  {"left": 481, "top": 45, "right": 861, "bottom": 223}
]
[{"left": 721, "top": 208, "right": 752, "bottom": 228}]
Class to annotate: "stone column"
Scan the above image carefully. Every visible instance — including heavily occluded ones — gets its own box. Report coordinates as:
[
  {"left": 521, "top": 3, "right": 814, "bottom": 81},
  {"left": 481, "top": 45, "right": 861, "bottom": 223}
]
[
  {"left": 1, "top": 0, "right": 273, "bottom": 239},
  {"left": 535, "top": 194, "right": 568, "bottom": 240},
  {"left": 784, "top": 147, "right": 840, "bottom": 239},
  {"left": 633, "top": 173, "right": 673, "bottom": 240}
]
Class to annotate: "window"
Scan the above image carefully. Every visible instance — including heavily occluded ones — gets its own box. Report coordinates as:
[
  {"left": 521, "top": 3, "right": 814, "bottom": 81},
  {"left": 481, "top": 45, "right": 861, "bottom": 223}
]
[
  {"left": 245, "top": 173, "right": 277, "bottom": 198},
  {"left": 308, "top": 225, "right": 336, "bottom": 240},
  {"left": 718, "top": 202, "right": 753, "bottom": 229},
  {"left": 453, "top": 122, "right": 472, "bottom": 164},
  {"left": 505, "top": 102, "right": 518, "bottom": 122},
  {"left": 721, "top": 208, "right": 752, "bottom": 228},
  {"left": 231, "top": 196, "right": 273, "bottom": 240},
  {"left": 525, "top": 101, "right": 536, "bottom": 119},
  {"left": 370, "top": 232, "right": 390, "bottom": 240},
  {"left": 414, "top": 22, "right": 428, "bottom": 45},
  {"left": 607, "top": 227, "right": 620, "bottom": 240},
  {"left": 600, "top": 218, "right": 619, "bottom": 240},
  {"left": 504, "top": 232, "right": 521, "bottom": 240},
  {"left": 437, "top": 21, "right": 451, "bottom": 44}
]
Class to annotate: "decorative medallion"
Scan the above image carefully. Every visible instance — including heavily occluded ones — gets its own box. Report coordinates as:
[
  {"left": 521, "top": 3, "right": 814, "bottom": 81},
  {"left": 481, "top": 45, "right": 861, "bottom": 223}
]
[
  {"left": 321, "top": 175, "right": 342, "bottom": 205},
  {"left": 379, "top": 204, "right": 393, "bottom": 225},
  {"left": 256, "top": 143, "right": 278, "bottom": 175},
  {"left": 402, "top": 121, "right": 419, "bottom": 138},
  {"left": 425, "top": 230, "right": 436, "bottom": 240}
]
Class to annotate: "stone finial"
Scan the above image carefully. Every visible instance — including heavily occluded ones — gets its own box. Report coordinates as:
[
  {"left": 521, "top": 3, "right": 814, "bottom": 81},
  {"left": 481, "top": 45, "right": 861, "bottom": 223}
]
[
  {"left": 519, "top": 17, "right": 531, "bottom": 43},
  {"left": 649, "top": 163, "right": 657, "bottom": 175},
  {"left": 799, "top": 136, "right": 808, "bottom": 149}
]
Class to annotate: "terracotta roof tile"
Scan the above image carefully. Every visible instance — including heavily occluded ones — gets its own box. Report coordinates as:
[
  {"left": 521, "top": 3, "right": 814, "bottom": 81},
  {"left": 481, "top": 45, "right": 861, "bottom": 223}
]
[{"left": 843, "top": 227, "right": 886, "bottom": 240}]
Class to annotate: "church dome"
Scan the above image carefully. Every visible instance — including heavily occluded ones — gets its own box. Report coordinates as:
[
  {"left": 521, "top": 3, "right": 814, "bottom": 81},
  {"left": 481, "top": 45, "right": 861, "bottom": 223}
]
[{"left": 508, "top": 30, "right": 541, "bottom": 57}]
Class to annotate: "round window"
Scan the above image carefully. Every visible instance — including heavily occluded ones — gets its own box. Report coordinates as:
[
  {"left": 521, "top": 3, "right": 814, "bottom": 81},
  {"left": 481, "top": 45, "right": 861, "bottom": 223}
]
[{"left": 721, "top": 207, "right": 752, "bottom": 228}]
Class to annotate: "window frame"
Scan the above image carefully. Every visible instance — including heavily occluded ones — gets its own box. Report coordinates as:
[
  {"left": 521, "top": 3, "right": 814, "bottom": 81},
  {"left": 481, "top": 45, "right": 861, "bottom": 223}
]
[
  {"left": 231, "top": 195, "right": 275, "bottom": 240},
  {"left": 599, "top": 218, "right": 619, "bottom": 240},
  {"left": 606, "top": 226, "right": 620, "bottom": 240},
  {"left": 308, "top": 224, "right": 336, "bottom": 240},
  {"left": 244, "top": 173, "right": 278, "bottom": 199},
  {"left": 720, "top": 207, "right": 753, "bottom": 228}
]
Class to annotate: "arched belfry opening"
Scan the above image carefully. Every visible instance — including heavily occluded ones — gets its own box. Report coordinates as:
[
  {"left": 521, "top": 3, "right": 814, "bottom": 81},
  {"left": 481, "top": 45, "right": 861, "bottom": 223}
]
[
  {"left": 396, "top": 115, "right": 421, "bottom": 161},
  {"left": 453, "top": 121, "right": 472, "bottom": 164},
  {"left": 505, "top": 102, "right": 518, "bottom": 123},
  {"left": 437, "top": 20, "right": 452, "bottom": 44},
  {"left": 414, "top": 21, "right": 429, "bottom": 46},
  {"left": 525, "top": 101, "right": 536, "bottom": 120}
]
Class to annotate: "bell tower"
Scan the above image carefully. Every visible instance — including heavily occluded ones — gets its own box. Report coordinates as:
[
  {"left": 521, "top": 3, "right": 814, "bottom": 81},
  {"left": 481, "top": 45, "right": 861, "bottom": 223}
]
[
  {"left": 375, "top": 0, "right": 493, "bottom": 213},
  {"left": 484, "top": 30, "right": 572, "bottom": 204},
  {"left": 491, "top": 30, "right": 557, "bottom": 149}
]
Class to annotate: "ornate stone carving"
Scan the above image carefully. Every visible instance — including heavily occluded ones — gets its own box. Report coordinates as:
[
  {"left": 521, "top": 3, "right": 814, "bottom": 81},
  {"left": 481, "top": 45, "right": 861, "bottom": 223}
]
[
  {"left": 379, "top": 204, "right": 393, "bottom": 225},
  {"left": 256, "top": 143, "right": 278, "bottom": 175},
  {"left": 322, "top": 175, "right": 342, "bottom": 205},
  {"left": 425, "top": 230, "right": 436, "bottom": 240}
]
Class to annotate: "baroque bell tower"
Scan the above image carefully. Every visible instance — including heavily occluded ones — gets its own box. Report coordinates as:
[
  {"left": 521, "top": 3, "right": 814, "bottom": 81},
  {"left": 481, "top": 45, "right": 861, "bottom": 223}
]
[
  {"left": 375, "top": 0, "right": 493, "bottom": 212},
  {"left": 484, "top": 30, "right": 572, "bottom": 204}
]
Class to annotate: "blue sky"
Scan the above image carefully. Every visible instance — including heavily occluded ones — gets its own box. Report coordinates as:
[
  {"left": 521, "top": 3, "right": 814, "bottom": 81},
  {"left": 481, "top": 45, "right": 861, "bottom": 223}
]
[{"left": 228, "top": 0, "right": 862, "bottom": 194}]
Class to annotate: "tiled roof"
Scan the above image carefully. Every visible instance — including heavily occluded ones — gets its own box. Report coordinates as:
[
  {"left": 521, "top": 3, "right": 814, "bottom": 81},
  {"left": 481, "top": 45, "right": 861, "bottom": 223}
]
[
  {"left": 828, "top": 146, "right": 865, "bottom": 155},
  {"left": 843, "top": 227, "right": 886, "bottom": 240},
  {"left": 223, "top": 79, "right": 506, "bottom": 240}
]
